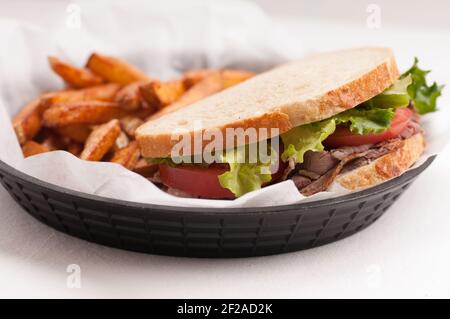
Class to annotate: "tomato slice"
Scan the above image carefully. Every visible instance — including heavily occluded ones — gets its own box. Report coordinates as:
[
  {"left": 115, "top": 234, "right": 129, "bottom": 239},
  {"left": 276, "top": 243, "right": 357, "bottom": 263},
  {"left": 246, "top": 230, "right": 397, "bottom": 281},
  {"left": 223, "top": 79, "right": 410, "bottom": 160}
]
[
  {"left": 159, "top": 157, "right": 287, "bottom": 199},
  {"left": 324, "top": 108, "right": 413, "bottom": 148},
  {"left": 160, "top": 164, "right": 235, "bottom": 199}
]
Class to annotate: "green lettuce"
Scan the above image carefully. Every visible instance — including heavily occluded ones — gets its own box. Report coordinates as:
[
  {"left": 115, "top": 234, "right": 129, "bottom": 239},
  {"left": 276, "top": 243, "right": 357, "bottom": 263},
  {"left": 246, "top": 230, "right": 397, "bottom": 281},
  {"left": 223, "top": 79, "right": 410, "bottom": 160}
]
[
  {"left": 333, "top": 107, "right": 396, "bottom": 134},
  {"left": 218, "top": 146, "right": 273, "bottom": 197},
  {"left": 401, "top": 57, "right": 444, "bottom": 114},
  {"left": 281, "top": 120, "right": 336, "bottom": 162},
  {"left": 362, "top": 75, "right": 412, "bottom": 109}
]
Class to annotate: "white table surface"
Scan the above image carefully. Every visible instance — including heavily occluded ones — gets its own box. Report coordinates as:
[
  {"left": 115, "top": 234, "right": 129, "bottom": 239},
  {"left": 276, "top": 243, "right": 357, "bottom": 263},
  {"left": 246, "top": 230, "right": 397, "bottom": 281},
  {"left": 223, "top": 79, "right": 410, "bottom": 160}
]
[{"left": 1, "top": 0, "right": 450, "bottom": 298}]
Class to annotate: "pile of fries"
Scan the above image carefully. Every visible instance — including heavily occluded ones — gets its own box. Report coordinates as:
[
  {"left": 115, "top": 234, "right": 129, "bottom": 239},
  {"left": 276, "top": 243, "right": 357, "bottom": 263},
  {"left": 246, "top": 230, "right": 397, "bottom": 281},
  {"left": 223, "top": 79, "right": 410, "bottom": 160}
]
[{"left": 12, "top": 53, "right": 254, "bottom": 178}]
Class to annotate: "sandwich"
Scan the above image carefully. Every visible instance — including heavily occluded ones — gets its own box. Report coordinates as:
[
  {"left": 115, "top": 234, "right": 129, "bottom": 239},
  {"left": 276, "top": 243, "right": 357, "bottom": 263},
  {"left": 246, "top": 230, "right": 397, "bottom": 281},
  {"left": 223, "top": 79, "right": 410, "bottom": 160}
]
[{"left": 136, "top": 47, "right": 443, "bottom": 199}]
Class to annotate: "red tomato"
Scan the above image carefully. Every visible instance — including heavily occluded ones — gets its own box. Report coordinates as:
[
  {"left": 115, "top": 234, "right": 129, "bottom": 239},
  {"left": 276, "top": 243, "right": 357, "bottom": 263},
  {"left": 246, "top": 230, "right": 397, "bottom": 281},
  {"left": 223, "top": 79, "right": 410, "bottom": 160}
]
[
  {"left": 159, "top": 157, "right": 287, "bottom": 199},
  {"left": 324, "top": 108, "right": 413, "bottom": 148},
  {"left": 159, "top": 164, "right": 235, "bottom": 199}
]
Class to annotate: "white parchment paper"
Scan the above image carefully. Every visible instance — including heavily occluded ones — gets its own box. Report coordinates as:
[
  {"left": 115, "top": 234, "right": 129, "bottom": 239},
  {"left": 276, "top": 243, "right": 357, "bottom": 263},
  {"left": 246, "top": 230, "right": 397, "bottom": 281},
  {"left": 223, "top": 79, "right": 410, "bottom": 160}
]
[{"left": 0, "top": 0, "right": 448, "bottom": 208}]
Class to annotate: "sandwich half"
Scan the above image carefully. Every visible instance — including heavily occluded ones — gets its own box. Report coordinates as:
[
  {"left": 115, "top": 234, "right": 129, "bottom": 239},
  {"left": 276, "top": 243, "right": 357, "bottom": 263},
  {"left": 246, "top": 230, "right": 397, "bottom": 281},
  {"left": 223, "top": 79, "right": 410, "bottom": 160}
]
[{"left": 136, "top": 47, "right": 443, "bottom": 199}]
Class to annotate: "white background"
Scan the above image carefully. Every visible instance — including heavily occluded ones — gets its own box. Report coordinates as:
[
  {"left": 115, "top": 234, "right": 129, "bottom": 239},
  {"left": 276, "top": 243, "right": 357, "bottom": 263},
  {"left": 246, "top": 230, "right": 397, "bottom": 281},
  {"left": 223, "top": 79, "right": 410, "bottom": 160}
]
[{"left": 1, "top": 0, "right": 450, "bottom": 298}]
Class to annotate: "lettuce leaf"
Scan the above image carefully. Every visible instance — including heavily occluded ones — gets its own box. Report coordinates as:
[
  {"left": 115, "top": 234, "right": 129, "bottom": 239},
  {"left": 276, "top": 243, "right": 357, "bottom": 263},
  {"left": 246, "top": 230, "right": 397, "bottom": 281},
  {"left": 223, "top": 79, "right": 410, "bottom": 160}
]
[
  {"left": 362, "top": 75, "right": 412, "bottom": 109},
  {"left": 401, "top": 57, "right": 444, "bottom": 114},
  {"left": 218, "top": 146, "right": 273, "bottom": 197},
  {"left": 280, "top": 120, "right": 336, "bottom": 162},
  {"left": 333, "top": 107, "right": 396, "bottom": 134}
]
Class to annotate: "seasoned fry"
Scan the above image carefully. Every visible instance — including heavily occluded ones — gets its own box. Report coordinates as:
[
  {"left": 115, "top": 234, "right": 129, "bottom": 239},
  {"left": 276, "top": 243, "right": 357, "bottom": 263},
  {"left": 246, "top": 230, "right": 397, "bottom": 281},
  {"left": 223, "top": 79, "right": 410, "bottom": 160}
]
[
  {"left": 115, "top": 81, "right": 149, "bottom": 111},
  {"left": 133, "top": 158, "right": 158, "bottom": 177},
  {"left": 113, "top": 130, "right": 130, "bottom": 151},
  {"left": 42, "top": 83, "right": 121, "bottom": 107},
  {"left": 13, "top": 97, "right": 47, "bottom": 144},
  {"left": 55, "top": 124, "right": 92, "bottom": 143},
  {"left": 139, "top": 79, "right": 186, "bottom": 110},
  {"left": 111, "top": 141, "right": 141, "bottom": 169},
  {"left": 22, "top": 141, "right": 50, "bottom": 158},
  {"left": 48, "top": 56, "right": 104, "bottom": 88},
  {"left": 80, "top": 119, "right": 121, "bottom": 161},
  {"left": 150, "top": 71, "right": 224, "bottom": 119},
  {"left": 41, "top": 132, "right": 66, "bottom": 150},
  {"left": 67, "top": 142, "right": 83, "bottom": 157},
  {"left": 182, "top": 69, "right": 255, "bottom": 89},
  {"left": 222, "top": 69, "right": 255, "bottom": 88},
  {"left": 86, "top": 53, "right": 152, "bottom": 85},
  {"left": 119, "top": 116, "right": 144, "bottom": 138},
  {"left": 43, "top": 101, "right": 125, "bottom": 127},
  {"left": 182, "top": 69, "right": 212, "bottom": 88}
]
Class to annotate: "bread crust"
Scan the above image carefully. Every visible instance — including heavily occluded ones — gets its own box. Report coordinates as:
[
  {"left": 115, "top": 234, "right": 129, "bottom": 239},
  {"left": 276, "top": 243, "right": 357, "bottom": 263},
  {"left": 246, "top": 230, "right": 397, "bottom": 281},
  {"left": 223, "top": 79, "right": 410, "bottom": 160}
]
[
  {"left": 137, "top": 47, "right": 399, "bottom": 158},
  {"left": 335, "top": 133, "right": 426, "bottom": 190},
  {"left": 137, "top": 111, "right": 292, "bottom": 158}
]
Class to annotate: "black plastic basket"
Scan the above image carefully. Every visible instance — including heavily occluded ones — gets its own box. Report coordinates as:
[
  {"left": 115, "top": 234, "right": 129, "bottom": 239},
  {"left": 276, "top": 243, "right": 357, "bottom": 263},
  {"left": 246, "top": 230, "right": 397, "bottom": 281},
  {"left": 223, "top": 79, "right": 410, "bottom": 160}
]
[{"left": 0, "top": 156, "right": 435, "bottom": 258}]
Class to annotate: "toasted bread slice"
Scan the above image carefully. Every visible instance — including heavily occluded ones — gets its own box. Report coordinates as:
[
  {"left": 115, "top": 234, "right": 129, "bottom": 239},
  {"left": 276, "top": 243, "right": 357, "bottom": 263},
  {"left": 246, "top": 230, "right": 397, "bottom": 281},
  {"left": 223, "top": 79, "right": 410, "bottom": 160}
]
[
  {"left": 137, "top": 47, "right": 399, "bottom": 158},
  {"left": 335, "top": 133, "right": 426, "bottom": 190}
]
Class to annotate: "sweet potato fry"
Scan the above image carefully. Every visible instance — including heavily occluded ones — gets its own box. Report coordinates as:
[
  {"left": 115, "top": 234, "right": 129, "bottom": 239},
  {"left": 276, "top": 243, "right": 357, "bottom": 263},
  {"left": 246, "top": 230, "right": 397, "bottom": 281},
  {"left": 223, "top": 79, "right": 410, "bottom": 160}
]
[
  {"left": 43, "top": 101, "right": 126, "bottom": 127},
  {"left": 86, "top": 53, "right": 152, "bottom": 85},
  {"left": 66, "top": 142, "right": 83, "bottom": 157},
  {"left": 119, "top": 116, "right": 144, "bottom": 138},
  {"left": 139, "top": 79, "right": 186, "bottom": 110},
  {"left": 48, "top": 56, "right": 104, "bottom": 88},
  {"left": 222, "top": 69, "right": 255, "bottom": 88},
  {"left": 41, "top": 132, "right": 66, "bottom": 150},
  {"left": 150, "top": 71, "right": 224, "bottom": 119},
  {"left": 182, "top": 69, "right": 212, "bottom": 88},
  {"left": 132, "top": 158, "right": 158, "bottom": 177},
  {"left": 182, "top": 69, "right": 255, "bottom": 89},
  {"left": 113, "top": 131, "right": 130, "bottom": 151},
  {"left": 42, "top": 83, "right": 121, "bottom": 107},
  {"left": 115, "top": 81, "right": 150, "bottom": 111},
  {"left": 80, "top": 119, "right": 121, "bottom": 161},
  {"left": 13, "top": 97, "right": 47, "bottom": 144},
  {"left": 55, "top": 124, "right": 92, "bottom": 143},
  {"left": 110, "top": 141, "right": 141, "bottom": 169},
  {"left": 22, "top": 141, "right": 50, "bottom": 158}
]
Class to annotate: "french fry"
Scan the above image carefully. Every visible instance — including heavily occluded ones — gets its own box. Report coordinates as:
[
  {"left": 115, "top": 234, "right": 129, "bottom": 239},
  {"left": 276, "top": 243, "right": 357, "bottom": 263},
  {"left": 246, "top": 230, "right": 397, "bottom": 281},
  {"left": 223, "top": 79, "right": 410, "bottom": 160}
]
[
  {"left": 55, "top": 124, "right": 92, "bottom": 143},
  {"left": 43, "top": 101, "right": 126, "bottom": 127},
  {"left": 119, "top": 116, "right": 144, "bottom": 138},
  {"left": 222, "top": 69, "right": 255, "bottom": 88},
  {"left": 22, "top": 141, "right": 50, "bottom": 158},
  {"left": 80, "top": 119, "right": 121, "bottom": 161},
  {"left": 110, "top": 141, "right": 141, "bottom": 169},
  {"left": 182, "top": 69, "right": 212, "bottom": 88},
  {"left": 48, "top": 56, "right": 104, "bottom": 88},
  {"left": 132, "top": 158, "right": 158, "bottom": 177},
  {"left": 86, "top": 53, "right": 152, "bottom": 85},
  {"left": 66, "top": 142, "right": 83, "bottom": 157},
  {"left": 113, "top": 130, "right": 130, "bottom": 151},
  {"left": 42, "top": 83, "right": 121, "bottom": 107},
  {"left": 182, "top": 69, "right": 255, "bottom": 89},
  {"left": 139, "top": 79, "right": 186, "bottom": 110},
  {"left": 130, "top": 107, "right": 156, "bottom": 120},
  {"left": 150, "top": 71, "right": 224, "bottom": 119},
  {"left": 115, "top": 81, "right": 149, "bottom": 111},
  {"left": 13, "top": 97, "right": 47, "bottom": 144},
  {"left": 41, "top": 132, "right": 66, "bottom": 150}
]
